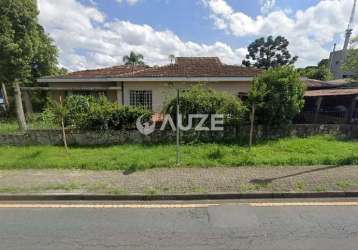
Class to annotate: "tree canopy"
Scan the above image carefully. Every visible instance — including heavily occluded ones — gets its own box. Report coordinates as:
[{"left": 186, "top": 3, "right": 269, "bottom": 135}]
[
  {"left": 297, "top": 58, "right": 333, "bottom": 81},
  {"left": 0, "top": 0, "right": 61, "bottom": 86},
  {"left": 242, "top": 36, "right": 298, "bottom": 69},
  {"left": 123, "top": 51, "right": 146, "bottom": 66},
  {"left": 343, "top": 49, "right": 358, "bottom": 79},
  {"left": 248, "top": 67, "right": 305, "bottom": 127}
]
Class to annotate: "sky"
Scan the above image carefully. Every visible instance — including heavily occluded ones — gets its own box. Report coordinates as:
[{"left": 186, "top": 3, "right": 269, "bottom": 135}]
[{"left": 37, "top": 0, "right": 358, "bottom": 71}]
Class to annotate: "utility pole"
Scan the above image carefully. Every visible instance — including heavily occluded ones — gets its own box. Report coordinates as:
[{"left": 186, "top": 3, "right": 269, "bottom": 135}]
[{"left": 343, "top": 0, "right": 357, "bottom": 58}]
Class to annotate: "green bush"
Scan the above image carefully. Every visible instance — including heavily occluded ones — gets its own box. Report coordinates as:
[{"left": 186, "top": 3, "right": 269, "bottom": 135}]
[
  {"left": 110, "top": 106, "right": 152, "bottom": 130},
  {"left": 43, "top": 95, "right": 151, "bottom": 130},
  {"left": 165, "top": 85, "right": 246, "bottom": 126},
  {"left": 249, "top": 66, "right": 305, "bottom": 128},
  {"left": 64, "top": 95, "right": 94, "bottom": 128}
]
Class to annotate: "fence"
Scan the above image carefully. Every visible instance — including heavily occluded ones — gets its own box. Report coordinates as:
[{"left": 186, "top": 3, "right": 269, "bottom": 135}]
[{"left": 0, "top": 124, "right": 358, "bottom": 146}]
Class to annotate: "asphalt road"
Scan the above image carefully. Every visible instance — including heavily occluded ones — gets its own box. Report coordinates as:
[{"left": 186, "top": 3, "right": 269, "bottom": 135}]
[{"left": 1, "top": 200, "right": 358, "bottom": 250}]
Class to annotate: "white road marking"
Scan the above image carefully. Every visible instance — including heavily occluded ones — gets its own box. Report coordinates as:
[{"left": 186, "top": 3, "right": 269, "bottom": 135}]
[{"left": 250, "top": 202, "right": 358, "bottom": 207}]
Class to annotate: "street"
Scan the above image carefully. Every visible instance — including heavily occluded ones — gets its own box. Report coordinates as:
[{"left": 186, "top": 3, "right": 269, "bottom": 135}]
[{"left": 0, "top": 200, "right": 358, "bottom": 250}]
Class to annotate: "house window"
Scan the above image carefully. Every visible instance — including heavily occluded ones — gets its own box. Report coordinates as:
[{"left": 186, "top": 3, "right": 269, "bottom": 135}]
[{"left": 130, "top": 90, "right": 152, "bottom": 110}]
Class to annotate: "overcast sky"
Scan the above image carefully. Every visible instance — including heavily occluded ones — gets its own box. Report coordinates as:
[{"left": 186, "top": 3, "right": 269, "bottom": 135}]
[{"left": 37, "top": 0, "right": 358, "bottom": 71}]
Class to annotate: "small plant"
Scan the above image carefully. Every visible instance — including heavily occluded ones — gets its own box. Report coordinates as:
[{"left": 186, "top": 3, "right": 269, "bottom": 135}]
[
  {"left": 144, "top": 187, "right": 159, "bottom": 196},
  {"left": 208, "top": 147, "right": 224, "bottom": 160},
  {"left": 336, "top": 180, "right": 353, "bottom": 190},
  {"left": 293, "top": 181, "right": 305, "bottom": 191}
]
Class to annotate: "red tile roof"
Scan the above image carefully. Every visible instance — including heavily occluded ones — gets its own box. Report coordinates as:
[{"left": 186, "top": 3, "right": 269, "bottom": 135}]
[
  {"left": 64, "top": 65, "right": 150, "bottom": 78},
  {"left": 42, "top": 57, "right": 262, "bottom": 80}
]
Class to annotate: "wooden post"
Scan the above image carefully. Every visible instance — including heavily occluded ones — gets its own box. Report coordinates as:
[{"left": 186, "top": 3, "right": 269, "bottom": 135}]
[
  {"left": 1, "top": 83, "right": 9, "bottom": 110},
  {"left": 13, "top": 81, "right": 27, "bottom": 131},
  {"left": 23, "top": 90, "right": 33, "bottom": 114},
  {"left": 314, "top": 97, "right": 323, "bottom": 124},
  {"left": 249, "top": 102, "right": 256, "bottom": 149}
]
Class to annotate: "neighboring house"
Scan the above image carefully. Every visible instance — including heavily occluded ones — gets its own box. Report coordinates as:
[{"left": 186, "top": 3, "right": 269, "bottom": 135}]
[
  {"left": 303, "top": 78, "right": 358, "bottom": 124},
  {"left": 38, "top": 57, "right": 261, "bottom": 112}
]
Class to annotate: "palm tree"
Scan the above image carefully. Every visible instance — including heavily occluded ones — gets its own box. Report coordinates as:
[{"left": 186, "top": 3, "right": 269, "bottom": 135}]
[{"left": 123, "top": 51, "right": 145, "bottom": 66}]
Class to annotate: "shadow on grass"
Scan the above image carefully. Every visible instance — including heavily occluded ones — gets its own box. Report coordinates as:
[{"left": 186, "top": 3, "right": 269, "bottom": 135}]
[
  {"left": 122, "top": 164, "right": 142, "bottom": 175},
  {"left": 250, "top": 165, "right": 348, "bottom": 186}
]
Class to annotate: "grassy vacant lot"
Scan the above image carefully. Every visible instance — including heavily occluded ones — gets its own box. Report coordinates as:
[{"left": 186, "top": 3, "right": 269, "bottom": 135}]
[{"left": 0, "top": 136, "right": 357, "bottom": 171}]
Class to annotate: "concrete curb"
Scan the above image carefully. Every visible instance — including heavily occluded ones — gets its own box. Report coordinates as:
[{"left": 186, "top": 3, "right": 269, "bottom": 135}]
[{"left": 0, "top": 192, "right": 358, "bottom": 201}]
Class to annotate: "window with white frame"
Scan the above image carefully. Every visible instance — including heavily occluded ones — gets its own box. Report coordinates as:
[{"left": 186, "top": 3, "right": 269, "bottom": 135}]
[{"left": 130, "top": 90, "right": 152, "bottom": 110}]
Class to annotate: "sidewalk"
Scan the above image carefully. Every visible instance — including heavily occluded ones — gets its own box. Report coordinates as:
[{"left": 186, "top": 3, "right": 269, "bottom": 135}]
[{"left": 1, "top": 166, "right": 358, "bottom": 195}]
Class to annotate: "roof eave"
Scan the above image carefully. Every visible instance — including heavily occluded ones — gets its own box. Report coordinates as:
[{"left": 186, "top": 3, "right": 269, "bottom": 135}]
[{"left": 38, "top": 76, "right": 255, "bottom": 83}]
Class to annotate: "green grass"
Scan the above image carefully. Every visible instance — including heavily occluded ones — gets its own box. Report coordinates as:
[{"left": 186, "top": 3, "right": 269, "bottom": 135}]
[
  {"left": 0, "top": 120, "right": 19, "bottom": 134},
  {"left": 0, "top": 115, "right": 58, "bottom": 134},
  {"left": 0, "top": 135, "right": 357, "bottom": 170}
]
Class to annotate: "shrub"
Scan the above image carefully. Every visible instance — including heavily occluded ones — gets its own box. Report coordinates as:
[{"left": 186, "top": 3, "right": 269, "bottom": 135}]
[
  {"left": 64, "top": 95, "right": 94, "bottom": 128},
  {"left": 110, "top": 106, "right": 152, "bottom": 130},
  {"left": 164, "top": 85, "right": 246, "bottom": 126},
  {"left": 84, "top": 96, "right": 117, "bottom": 130},
  {"left": 43, "top": 95, "right": 151, "bottom": 131},
  {"left": 249, "top": 66, "right": 305, "bottom": 128}
]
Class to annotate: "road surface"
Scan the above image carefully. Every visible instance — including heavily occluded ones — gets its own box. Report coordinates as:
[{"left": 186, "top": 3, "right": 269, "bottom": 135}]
[{"left": 0, "top": 200, "right": 358, "bottom": 249}]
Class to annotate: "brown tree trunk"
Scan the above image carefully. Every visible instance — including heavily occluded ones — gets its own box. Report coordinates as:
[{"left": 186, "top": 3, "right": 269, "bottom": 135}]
[
  {"left": 59, "top": 96, "right": 68, "bottom": 151},
  {"left": 61, "top": 117, "right": 68, "bottom": 152},
  {"left": 249, "top": 102, "right": 256, "bottom": 149},
  {"left": 13, "top": 81, "right": 27, "bottom": 131}
]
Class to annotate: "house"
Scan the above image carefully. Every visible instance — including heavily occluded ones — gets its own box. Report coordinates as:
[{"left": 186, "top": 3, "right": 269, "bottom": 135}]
[
  {"left": 37, "top": 57, "right": 261, "bottom": 112},
  {"left": 35, "top": 56, "right": 358, "bottom": 124}
]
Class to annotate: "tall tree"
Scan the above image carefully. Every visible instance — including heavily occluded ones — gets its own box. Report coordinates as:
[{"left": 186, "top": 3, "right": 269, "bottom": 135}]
[
  {"left": 123, "top": 51, "right": 145, "bottom": 66},
  {"left": 0, "top": 0, "right": 60, "bottom": 129},
  {"left": 343, "top": 49, "right": 358, "bottom": 80},
  {"left": 298, "top": 59, "right": 333, "bottom": 81},
  {"left": 248, "top": 67, "right": 305, "bottom": 128},
  {"left": 242, "top": 36, "right": 298, "bottom": 69}
]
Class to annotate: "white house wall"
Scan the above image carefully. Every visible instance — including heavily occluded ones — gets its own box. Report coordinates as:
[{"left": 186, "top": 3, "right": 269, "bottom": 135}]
[
  {"left": 122, "top": 81, "right": 252, "bottom": 112},
  {"left": 48, "top": 81, "right": 252, "bottom": 112}
]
